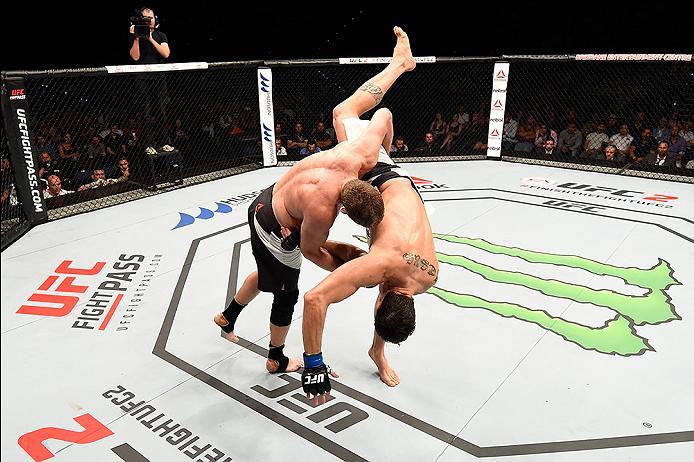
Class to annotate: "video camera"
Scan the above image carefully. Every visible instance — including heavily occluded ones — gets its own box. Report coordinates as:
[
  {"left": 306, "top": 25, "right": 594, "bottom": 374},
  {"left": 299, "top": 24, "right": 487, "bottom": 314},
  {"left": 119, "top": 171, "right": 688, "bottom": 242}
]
[{"left": 130, "top": 12, "right": 152, "bottom": 38}]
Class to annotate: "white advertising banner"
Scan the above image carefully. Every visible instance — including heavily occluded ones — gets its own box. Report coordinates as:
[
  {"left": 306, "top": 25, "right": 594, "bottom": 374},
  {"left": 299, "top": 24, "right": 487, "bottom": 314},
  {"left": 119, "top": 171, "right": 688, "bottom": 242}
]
[
  {"left": 257, "top": 68, "right": 277, "bottom": 167},
  {"left": 486, "top": 62, "right": 510, "bottom": 159}
]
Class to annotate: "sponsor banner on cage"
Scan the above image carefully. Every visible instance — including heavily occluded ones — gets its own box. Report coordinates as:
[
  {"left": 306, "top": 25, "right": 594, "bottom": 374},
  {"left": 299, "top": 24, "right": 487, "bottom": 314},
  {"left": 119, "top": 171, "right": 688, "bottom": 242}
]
[
  {"left": 1, "top": 78, "right": 48, "bottom": 222},
  {"left": 338, "top": 56, "right": 436, "bottom": 64},
  {"left": 257, "top": 68, "right": 277, "bottom": 167},
  {"left": 486, "top": 63, "right": 509, "bottom": 159},
  {"left": 575, "top": 54, "right": 692, "bottom": 62},
  {"left": 105, "top": 62, "right": 209, "bottom": 73}
]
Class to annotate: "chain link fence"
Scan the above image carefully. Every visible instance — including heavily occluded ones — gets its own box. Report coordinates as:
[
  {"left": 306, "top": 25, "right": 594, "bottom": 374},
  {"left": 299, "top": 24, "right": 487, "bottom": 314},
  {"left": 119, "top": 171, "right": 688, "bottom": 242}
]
[
  {"left": 2, "top": 56, "right": 692, "bottom": 248},
  {"left": 502, "top": 59, "right": 693, "bottom": 180},
  {"left": 12, "top": 64, "right": 261, "bottom": 223},
  {"left": 270, "top": 60, "right": 494, "bottom": 163}
]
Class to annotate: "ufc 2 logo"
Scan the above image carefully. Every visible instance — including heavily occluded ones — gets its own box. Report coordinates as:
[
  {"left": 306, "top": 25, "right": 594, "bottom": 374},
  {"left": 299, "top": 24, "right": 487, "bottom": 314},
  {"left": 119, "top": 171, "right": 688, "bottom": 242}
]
[
  {"left": 17, "top": 261, "right": 106, "bottom": 317},
  {"left": 304, "top": 374, "right": 325, "bottom": 385},
  {"left": 18, "top": 413, "right": 113, "bottom": 461}
]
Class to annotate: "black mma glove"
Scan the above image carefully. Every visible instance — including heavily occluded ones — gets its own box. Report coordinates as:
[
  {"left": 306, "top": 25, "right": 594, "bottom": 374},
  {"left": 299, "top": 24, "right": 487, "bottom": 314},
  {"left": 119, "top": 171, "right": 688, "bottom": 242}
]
[
  {"left": 281, "top": 228, "right": 301, "bottom": 251},
  {"left": 302, "top": 352, "right": 332, "bottom": 397}
]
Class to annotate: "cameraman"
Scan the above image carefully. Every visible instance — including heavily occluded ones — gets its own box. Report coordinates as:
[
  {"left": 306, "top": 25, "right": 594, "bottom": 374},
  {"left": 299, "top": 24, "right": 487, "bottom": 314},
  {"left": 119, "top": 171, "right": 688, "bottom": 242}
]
[
  {"left": 128, "top": 6, "right": 171, "bottom": 153},
  {"left": 129, "top": 7, "right": 170, "bottom": 63}
]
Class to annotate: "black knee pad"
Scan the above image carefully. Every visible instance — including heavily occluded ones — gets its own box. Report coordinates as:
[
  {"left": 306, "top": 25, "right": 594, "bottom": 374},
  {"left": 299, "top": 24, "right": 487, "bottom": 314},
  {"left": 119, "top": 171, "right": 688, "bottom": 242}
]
[{"left": 270, "top": 289, "right": 298, "bottom": 327}]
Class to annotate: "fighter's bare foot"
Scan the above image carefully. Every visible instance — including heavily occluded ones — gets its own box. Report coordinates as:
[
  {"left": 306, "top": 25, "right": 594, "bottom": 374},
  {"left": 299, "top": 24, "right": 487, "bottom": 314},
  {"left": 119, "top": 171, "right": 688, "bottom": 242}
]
[
  {"left": 393, "top": 26, "right": 416, "bottom": 72},
  {"left": 266, "top": 357, "right": 303, "bottom": 373},
  {"left": 369, "top": 347, "right": 400, "bottom": 387},
  {"left": 214, "top": 313, "right": 239, "bottom": 342}
]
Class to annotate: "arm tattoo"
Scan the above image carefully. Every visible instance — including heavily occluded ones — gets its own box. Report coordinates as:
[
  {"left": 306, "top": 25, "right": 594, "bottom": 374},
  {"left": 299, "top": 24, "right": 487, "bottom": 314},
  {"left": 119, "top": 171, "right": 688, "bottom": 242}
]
[
  {"left": 403, "top": 252, "right": 438, "bottom": 281},
  {"left": 359, "top": 82, "right": 384, "bottom": 104}
]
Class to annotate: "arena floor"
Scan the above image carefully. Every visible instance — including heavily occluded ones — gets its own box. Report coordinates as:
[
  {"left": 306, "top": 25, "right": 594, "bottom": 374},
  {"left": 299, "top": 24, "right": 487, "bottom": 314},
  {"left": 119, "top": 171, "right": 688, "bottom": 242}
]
[{"left": 2, "top": 160, "right": 693, "bottom": 461}]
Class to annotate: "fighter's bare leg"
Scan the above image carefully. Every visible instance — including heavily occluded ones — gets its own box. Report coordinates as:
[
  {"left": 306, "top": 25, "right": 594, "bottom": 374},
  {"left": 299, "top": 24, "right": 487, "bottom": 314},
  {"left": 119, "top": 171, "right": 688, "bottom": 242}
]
[
  {"left": 266, "top": 323, "right": 303, "bottom": 372},
  {"left": 333, "top": 26, "right": 416, "bottom": 143},
  {"left": 368, "top": 331, "right": 400, "bottom": 387},
  {"left": 214, "top": 272, "right": 260, "bottom": 342},
  {"left": 235, "top": 271, "right": 261, "bottom": 305}
]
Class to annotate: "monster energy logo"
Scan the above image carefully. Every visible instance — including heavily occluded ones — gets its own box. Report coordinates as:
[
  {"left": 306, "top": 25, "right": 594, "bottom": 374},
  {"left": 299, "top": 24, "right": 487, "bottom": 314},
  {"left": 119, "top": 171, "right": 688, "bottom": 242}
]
[
  {"left": 356, "top": 234, "right": 681, "bottom": 356},
  {"left": 431, "top": 234, "right": 681, "bottom": 356}
]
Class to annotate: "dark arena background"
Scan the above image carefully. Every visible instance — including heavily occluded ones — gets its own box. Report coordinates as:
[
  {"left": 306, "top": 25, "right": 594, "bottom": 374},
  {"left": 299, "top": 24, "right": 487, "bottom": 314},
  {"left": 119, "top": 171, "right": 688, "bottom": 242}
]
[{"left": 2, "top": 3, "right": 693, "bottom": 461}]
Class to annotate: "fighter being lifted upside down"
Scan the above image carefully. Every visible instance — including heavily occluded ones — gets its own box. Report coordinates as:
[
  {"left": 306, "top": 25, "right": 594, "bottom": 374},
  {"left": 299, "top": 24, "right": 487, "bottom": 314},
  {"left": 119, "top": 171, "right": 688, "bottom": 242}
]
[{"left": 301, "top": 26, "right": 440, "bottom": 403}]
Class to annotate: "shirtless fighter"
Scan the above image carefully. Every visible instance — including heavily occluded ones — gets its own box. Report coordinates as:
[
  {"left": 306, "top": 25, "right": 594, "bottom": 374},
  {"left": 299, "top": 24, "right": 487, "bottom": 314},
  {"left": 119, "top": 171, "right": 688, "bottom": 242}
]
[
  {"left": 214, "top": 107, "right": 395, "bottom": 374},
  {"left": 302, "top": 26, "right": 439, "bottom": 403}
]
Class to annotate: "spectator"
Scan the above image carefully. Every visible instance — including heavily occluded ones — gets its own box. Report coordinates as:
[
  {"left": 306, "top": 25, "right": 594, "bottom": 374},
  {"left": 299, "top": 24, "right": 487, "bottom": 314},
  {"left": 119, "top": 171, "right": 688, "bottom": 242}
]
[
  {"left": 629, "top": 110, "right": 648, "bottom": 139},
  {"left": 57, "top": 133, "right": 80, "bottom": 179},
  {"left": 469, "top": 112, "right": 489, "bottom": 152},
  {"left": 58, "top": 133, "right": 79, "bottom": 161},
  {"left": 608, "top": 124, "right": 634, "bottom": 157},
  {"left": 605, "top": 114, "right": 620, "bottom": 137},
  {"left": 275, "top": 122, "right": 288, "bottom": 146},
  {"left": 123, "top": 126, "right": 140, "bottom": 155},
  {"left": 38, "top": 151, "right": 62, "bottom": 182},
  {"left": 583, "top": 122, "right": 609, "bottom": 159},
  {"left": 77, "top": 168, "right": 118, "bottom": 192},
  {"left": 104, "top": 125, "right": 125, "bottom": 162},
  {"left": 600, "top": 144, "right": 623, "bottom": 163},
  {"left": 99, "top": 124, "right": 123, "bottom": 139},
  {"left": 226, "top": 117, "right": 244, "bottom": 137},
  {"left": 84, "top": 135, "right": 106, "bottom": 169},
  {"left": 536, "top": 138, "right": 557, "bottom": 156},
  {"left": 34, "top": 134, "right": 57, "bottom": 159},
  {"left": 415, "top": 131, "right": 439, "bottom": 155},
  {"left": 534, "top": 123, "right": 558, "bottom": 150},
  {"left": 311, "top": 121, "right": 334, "bottom": 150},
  {"left": 441, "top": 113, "right": 462, "bottom": 151},
  {"left": 299, "top": 139, "right": 321, "bottom": 157},
  {"left": 557, "top": 123, "right": 583, "bottom": 157},
  {"left": 644, "top": 141, "right": 675, "bottom": 167},
  {"left": 171, "top": 118, "right": 189, "bottom": 145},
  {"left": 390, "top": 136, "right": 409, "bottom": 155},
  {"left": 275, "top": 139, "right": 288, "bottom": 157},
  {"left": 632, "top": 128, "right": 657, "bottom": 163},
  {"left": 429, "top": 112, "right": 447, "bottom": 143},
  {"left": 48, "top": 126, "right": 62, "bottom": 146},
  {"left": 653, "top": 116, "right": 670, "bottom": 141},
  {"left": 114, "top": 157, "right": 132, "bottom": 182},
  {"left": 77, "top": 125, "right": 99, "bottom": 151},
  {"left": 666, "top": 125, "right": 687, "bottom": 167},
  {"left": 514, "top": 115, "right": 538, "bottom": 152},
  {"left": 562, "top": 108, "right": 579, "bottom": 128},
  {"left": 544, "top": 110, "right": 559, "bottom": 133},
  {"left": 454, "top": 104, "right": 470, "bottom": 127},
  {"left": 582, "top": 112, "right": 602, "bottom": 136},
  {"left": 501, "top": 113, "right": 518, "bottom": 152},
  {"left": 287, "top": 122, "right": 308, "bottom": 155},
  {"left": 44, "top": 174, "right": 73, "bottom": 198},
  {"left": 680, "top": 119, "right": 694, "bottom": 145}
]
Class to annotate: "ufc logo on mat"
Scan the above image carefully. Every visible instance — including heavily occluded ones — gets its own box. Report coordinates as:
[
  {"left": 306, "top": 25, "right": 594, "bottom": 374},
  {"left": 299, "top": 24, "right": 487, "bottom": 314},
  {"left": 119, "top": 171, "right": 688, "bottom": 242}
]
[
  {"left": 17, "top": 261, "right": 106, "bottom": 317},
  {"left": 304, "top": 375, "right": 324, "bottom": 385}
]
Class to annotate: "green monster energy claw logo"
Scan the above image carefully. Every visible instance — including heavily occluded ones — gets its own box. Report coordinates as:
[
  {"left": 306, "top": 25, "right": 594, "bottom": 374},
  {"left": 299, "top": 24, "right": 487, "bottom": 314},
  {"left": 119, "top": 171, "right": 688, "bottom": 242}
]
[
  {"left": 355, "top": 233, "right": 681, "bottom": 356},
  {"left": 431, "top": 234, "right": 681, "bottom": 356}
]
